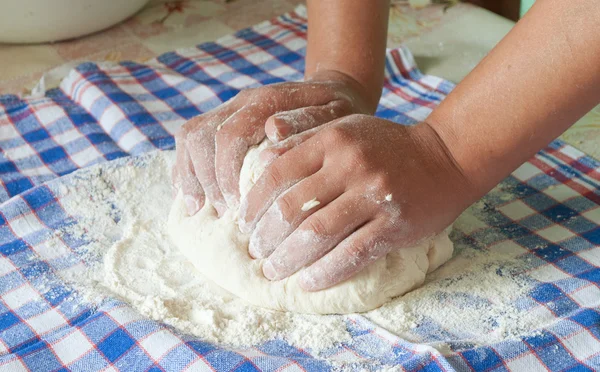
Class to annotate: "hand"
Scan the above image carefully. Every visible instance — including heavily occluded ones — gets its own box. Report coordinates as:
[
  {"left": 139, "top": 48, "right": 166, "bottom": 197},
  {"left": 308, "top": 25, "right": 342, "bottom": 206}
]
[
  {"left": 171, "top": 70, "right": 373, "bottom": 216},
  {"left": 239, "top": 115, "right": 477, "bottom": 291}
]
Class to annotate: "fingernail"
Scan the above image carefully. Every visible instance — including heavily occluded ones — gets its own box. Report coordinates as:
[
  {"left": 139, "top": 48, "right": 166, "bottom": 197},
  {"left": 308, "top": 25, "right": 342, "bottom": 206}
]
[
  {"left": 262, "top": 260, "right": 277, "bottom": 280},
  {"left": 239, "top": 219, "right": 252, "bottom": 235},
  {"left": 214, "top": 201, "right": 227, "bottom": 218},
  {"left": 184, "top": 195, "right": 200, "bottom": 216},
  {"left": 273, "top": 117, "right": 293, "bottom": 140}
]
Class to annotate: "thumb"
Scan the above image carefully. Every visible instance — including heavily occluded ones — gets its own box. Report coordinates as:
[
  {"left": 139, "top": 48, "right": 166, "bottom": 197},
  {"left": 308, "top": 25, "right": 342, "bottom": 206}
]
[{"left": 265, "top": 99, "right": 353, "bottom": 142}]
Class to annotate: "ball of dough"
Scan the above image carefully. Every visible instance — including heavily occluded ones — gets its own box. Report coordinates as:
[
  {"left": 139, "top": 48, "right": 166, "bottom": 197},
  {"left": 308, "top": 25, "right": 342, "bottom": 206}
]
[{"left": 168, "top": 143, "right": 453, "bottom": 314}]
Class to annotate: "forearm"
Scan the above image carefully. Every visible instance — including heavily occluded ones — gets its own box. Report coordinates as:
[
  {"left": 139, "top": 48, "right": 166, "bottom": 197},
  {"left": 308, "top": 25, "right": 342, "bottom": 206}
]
[
  {"left": 429, "top": 0, "right": 600, "bottom": 199},
  {"left": 306, "top": 0, "right": 390, "bottom": 112}
]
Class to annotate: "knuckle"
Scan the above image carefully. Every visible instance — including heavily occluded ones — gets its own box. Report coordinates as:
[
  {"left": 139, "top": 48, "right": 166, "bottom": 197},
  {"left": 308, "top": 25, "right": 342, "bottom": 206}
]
[
  {"left": 374, "top": 173, "right": 392, "bottom": 190},
  {"left": 370, "top": 173, "right": 392, "bottom": 192},
  {"left": 323, "top": 126, "right": 352, "bottom": 145},
  {"left": 342, "top": 241, "right": 369, "bottom": 263},
  {"left": 181, "top": 115, "right": 204, "bottom": 131},
  {"left": 343, "top": 113, "right": 369, "bottom": 123},
  {"left": 188, "top": 124, "right": 213, "bottom": 143},
  {"left": 273, "top": 146, "right": 288, "bottom": 157},
  {"left": 337, "top": 138, "right": 369, "bottom": 170},
  {"left": 258, "top": 148, "right": 281, "bottom": 166},
  {"left": 251, "top": 85, "right": 277, "bottom": 102},
  {"left": 261, "top": 147, "right": 279, "bottom": 159},
  {"left": 260, "top": 84, "right": 279, "bottom": 95},
  {"left": 175, "top": 128, "right": 187, "bottom": 143},
  {"left": 263, "top": 163, "right": 285, "bottom": 190},
  {"left": 306, "top": 215, "right": 329, "bottom": 237},
  {"left": 345, "top": 145, "right": 367, "bottom": 167},
  {"left": 275, "top": 195, "right": 296, "bottom": 223}
]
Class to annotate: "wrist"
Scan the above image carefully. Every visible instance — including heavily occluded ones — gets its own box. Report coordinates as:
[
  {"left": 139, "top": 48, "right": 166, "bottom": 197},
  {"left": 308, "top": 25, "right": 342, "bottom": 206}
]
[
  {"left": 306, "top": 69, "right": 381, "bottom": 114},
  {"left": 414, "top": 120, "right": 483, "bottom": 210}
]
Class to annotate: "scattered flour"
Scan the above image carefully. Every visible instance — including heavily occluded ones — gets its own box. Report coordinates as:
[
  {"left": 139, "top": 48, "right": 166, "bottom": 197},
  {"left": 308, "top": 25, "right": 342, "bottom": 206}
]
[
  {"left": 54, "top": 150, "right": 545, "bottom": 357},
  {"left": 56, "top": 152, "right": 350, "bottom": 352},
  {"left": 366, "top": 242, "right": 539, "bottom": 349}
]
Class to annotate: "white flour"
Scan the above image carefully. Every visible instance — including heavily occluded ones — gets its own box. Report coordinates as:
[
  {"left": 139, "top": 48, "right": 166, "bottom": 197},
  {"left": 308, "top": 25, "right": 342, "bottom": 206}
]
[
  {"left": 56, "top": 152, "right": 350, "bottom": 352},
  {"left": 55, "top": 151, "right": 542, "bottom": 355}
]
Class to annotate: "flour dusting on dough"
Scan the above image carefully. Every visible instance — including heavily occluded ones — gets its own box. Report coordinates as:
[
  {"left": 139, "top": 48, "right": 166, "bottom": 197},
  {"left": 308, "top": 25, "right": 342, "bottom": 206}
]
[{"left": 167, "top": 140, "right": 454, "bottom": 314}]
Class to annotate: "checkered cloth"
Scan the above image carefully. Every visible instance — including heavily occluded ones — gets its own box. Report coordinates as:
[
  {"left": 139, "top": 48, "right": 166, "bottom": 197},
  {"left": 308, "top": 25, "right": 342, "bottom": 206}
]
[{"left": 0, "top": 6, "right": 598, "bottom": 371}]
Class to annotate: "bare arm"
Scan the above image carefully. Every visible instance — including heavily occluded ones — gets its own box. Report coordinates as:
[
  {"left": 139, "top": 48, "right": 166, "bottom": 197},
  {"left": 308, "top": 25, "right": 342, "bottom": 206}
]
[
  {"left": 306, "top": 0, "right": 390, "bottom": 112},
  {"left": 430, "top": 0, "right": 600, "bottom": 200},
  {"left": 240, "top": 0, "right": 600, "bottom": 290}
]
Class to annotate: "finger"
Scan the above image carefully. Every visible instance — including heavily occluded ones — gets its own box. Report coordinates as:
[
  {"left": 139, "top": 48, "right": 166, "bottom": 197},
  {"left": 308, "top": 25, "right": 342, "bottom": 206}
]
[
  {"left": 215, "top": 84, "right": 344, "bottom": 209},
  {"left": 238, "top": 136, "right": 326, "bottom": 234},
  {"left": 248, "top": 169, "right": 345, "bottom": 259},
  {"left": 258, "top": 126, "right": 325, "bottom": 171},
  {"left": 265, "top": 100, "right": 353, "bottom": 142},
  {"left": 179, "top": 144, "right": 205, "bottom": 216},
  {"left": 261, "top": 192, "right": 374, "bottom": 281},
  {"left": 214, "top": 105, "right": 270, "bottom": 209},
  {"left": 186, "top": 126, "right": 227, "bottom": 216},
  {"left": 299, "top": 219, "right": 395, "bottom": 291},
  {"left": 186, "top": 108, "right": 239, "bottom": 217}
]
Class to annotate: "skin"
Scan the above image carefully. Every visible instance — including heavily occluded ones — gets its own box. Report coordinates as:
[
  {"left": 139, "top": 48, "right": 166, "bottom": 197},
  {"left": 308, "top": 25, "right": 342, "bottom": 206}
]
[
  {"left": 240, "top": 116, "right": 466, "bottom": 290},
  {"left": 172, "top": 0, "right": 389, "bottom": 217},
  {"left": 171, "top": 74, "right": 372, "bottom": 216},
  {"left": 174, "top": 0, "right": 600, "bottom": 291}
]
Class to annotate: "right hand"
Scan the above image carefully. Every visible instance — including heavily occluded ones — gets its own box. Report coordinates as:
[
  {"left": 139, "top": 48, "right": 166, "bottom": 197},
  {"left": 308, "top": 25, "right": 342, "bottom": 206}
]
[
  {"left": 238, "top": 115, "right": 474, "bottom": 290},
  {"left": 171, "top": 70, "right": 373, "bottom": 216}
]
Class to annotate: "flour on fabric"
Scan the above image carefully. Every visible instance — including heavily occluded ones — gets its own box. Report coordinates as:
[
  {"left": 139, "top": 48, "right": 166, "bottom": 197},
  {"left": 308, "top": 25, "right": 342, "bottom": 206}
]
[
  {"left": 56, "top": 151, "right": 542, "bottom": 353},
  {"left": 56, "top": 152, "right": 350, "bottom": 352}
]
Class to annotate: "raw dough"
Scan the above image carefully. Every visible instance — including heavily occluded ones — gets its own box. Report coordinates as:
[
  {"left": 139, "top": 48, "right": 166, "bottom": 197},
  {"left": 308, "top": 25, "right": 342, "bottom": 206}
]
[{"left": 168, "top": 144, "right": 454, "bottom": 314}]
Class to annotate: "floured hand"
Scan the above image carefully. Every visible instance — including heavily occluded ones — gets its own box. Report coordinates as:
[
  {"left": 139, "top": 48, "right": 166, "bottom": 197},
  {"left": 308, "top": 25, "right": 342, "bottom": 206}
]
[
  {"left": 239, "top": 115, "right": 477, "bottom": 291},
  {"left": 171, "top": 70, "right": 373, "bottom": 217}
]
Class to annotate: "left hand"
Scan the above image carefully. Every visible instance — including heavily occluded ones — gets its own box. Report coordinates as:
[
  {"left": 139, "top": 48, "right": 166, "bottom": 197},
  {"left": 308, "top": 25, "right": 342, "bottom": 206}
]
[
  {"left": 239, "top": 114, "right": 476, "bottom": 291},
  {"left": 171, "top": 70, "right": 372, "bottom": 217}
]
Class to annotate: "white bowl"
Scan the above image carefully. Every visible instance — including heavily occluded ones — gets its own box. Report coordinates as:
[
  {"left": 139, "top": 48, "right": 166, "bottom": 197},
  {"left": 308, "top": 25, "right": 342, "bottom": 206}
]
[{"left": 0, "top": 0, "right": 151, "bottom": 44}]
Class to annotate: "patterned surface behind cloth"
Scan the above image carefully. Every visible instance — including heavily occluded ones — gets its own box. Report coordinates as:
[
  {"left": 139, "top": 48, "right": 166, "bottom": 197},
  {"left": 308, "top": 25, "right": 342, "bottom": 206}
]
[{"left": 0, "top": 7, "right": 598, "bottom": 372}]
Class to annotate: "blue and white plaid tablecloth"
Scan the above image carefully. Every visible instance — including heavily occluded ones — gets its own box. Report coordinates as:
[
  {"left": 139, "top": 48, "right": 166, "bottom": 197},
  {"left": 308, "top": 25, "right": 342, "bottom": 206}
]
[{"left": 0, "top": 6, "right": 598, "bottom": 371}]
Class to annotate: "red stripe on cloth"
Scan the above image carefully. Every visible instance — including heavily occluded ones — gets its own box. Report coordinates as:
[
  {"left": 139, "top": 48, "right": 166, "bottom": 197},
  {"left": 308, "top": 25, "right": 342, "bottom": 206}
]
[
  {"left": 528, "top": 156, "right": 600, "bottom": 205},
  {"left": 389, "top": 49, "right": 449, "bottom": 96},
  {"left": 544, "top": 146, "right": 600, "bottom": 183}
]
